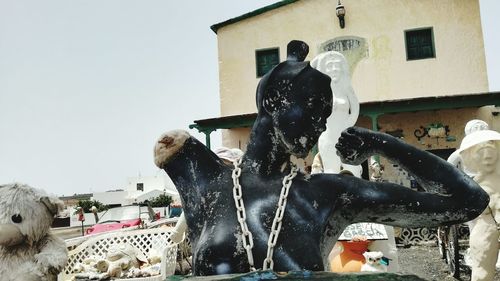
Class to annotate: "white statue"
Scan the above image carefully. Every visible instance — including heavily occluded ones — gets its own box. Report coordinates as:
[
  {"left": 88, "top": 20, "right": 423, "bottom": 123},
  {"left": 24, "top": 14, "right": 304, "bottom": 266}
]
[
  {"left": 448, "top": 119, "right": 489, "bottom": 232},
  {"left": 311, "top": 51, "right": 361, "bottom": 177},
  {"left": 448, "top": 119, "right": 490, "bottom": 175},
  {"left": 459, "top": 129, "right": 500, "bottom": 281},
  {"left": 311, "top": 51, "right": 398, "bottom": 272}
]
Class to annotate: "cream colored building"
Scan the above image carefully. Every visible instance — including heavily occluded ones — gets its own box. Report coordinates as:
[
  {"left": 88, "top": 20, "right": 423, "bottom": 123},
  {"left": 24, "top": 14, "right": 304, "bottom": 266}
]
[
  {"left": 190, "top": 0, "right": 499, "bottom": 181},
  {"left": 187, "top": 0, "right": 500, "bottom": 245}
]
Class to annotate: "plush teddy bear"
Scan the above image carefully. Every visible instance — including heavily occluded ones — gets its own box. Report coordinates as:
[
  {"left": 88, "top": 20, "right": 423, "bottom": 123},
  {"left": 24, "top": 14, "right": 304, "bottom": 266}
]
[
  {"left": 361, "top": 251, "right": 388, "bottom": 273},
  {"left": 0, "top": 183, "right": 68, "bottom": 281}
]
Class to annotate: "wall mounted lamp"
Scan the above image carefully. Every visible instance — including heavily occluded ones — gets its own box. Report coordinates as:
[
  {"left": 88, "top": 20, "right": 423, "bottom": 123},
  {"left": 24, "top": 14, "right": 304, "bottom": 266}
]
[{"left": 336, "top": 0, "right": 346, "bottom": 29}]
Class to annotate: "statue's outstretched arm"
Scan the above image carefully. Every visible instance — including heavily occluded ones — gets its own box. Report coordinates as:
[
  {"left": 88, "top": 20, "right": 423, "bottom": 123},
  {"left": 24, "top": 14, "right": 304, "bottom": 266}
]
[
  {"left": 334, "top": 126, "right": 489, "bottom": 227},
  {"left": 154, "top": 130, "right": 226, "bottom": 210}
]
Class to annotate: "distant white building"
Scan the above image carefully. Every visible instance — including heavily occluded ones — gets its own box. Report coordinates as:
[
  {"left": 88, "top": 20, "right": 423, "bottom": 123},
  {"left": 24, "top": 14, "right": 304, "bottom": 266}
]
[{"left": 92, "top": 175, "right": 179, "bottom": 207}]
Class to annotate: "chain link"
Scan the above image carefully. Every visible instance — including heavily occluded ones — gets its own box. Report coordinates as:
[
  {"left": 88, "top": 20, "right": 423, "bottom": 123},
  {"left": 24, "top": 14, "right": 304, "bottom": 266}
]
[
  {"left": 263, "top": 165, "right": 297, "bottom": 270},
  {"left": 231, "top": 158, "right": 256, "bottom": 271},
  {"left": 232, "top": 158, "right": 297, "bottom": 272}
]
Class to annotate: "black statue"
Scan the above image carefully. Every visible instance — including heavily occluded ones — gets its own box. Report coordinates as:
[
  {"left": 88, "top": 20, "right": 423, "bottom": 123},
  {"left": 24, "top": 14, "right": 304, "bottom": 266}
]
[{"left": 154, "top": 40, "right": 488, "bottom": 276}]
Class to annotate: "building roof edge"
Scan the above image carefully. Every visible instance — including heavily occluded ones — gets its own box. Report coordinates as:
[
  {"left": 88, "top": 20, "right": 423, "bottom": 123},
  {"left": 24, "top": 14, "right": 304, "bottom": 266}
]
[{"left": 210, "top": 0, "right": 300, "bottom": 34}]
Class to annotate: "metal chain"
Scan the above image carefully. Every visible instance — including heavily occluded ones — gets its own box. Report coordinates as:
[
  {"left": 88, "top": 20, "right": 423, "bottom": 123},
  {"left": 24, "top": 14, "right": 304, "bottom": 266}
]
[
  {"left": 231, "top": 158, "right": 256, "bottom": 271},
  {"left": 263, "top": 165, "right": 297, "bottom": 270},
  {"left": 232, "top": 158, "right": 298, "bottom": 271}
]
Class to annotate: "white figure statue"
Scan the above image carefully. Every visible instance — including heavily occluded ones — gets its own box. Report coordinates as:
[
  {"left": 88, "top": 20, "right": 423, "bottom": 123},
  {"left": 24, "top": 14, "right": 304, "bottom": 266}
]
[
  {"left": 448, "top": 120, "right": 489, "bottom": 233},
  {"left": 311, "top": 51, "right": 398, "bottom": 272},
  {"left": 311, "top": 51, "right": 361, "bottom": 177},
  {"left": 448, "top": 119, "right": 490, "bottom": 175},
  {"left": 459, "top": 129, "right": 500, "bottom": 281}
]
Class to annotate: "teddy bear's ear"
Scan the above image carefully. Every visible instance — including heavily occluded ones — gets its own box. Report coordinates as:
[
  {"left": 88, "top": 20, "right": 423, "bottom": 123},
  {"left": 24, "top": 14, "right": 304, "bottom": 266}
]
[{"left": 40, "top": 196, "right": 65, "bottom": 217}]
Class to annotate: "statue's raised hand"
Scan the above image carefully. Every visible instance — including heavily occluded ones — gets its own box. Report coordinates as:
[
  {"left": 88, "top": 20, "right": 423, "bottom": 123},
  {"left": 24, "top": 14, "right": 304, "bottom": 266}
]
[{"left": 336, "top": 127, "right": 380, "bottom": 166}]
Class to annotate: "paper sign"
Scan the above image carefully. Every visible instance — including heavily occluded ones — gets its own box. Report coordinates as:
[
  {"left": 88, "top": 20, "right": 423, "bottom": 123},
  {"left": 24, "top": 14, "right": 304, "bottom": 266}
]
[{"left": 338, "top": 223, "right": 388, "bottom": 241}]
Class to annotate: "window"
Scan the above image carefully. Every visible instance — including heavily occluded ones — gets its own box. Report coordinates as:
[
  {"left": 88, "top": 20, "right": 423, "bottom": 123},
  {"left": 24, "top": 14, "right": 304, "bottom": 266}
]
[
  {"left": 137, "top": 183, "right": 144, "bottom": 191},
  {"left": 405, "top": 28, "right": 435, "bottom": 60},
  {"left": 256, "top": 48, "right": 280, "bottom": 77}
]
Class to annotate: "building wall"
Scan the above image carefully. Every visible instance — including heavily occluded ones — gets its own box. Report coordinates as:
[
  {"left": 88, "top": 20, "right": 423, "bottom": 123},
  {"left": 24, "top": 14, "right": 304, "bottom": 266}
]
[
  {"left": 221, "top": 106, "right": 498, "bottom": 151},
  {"left": 221, "top": 127, "right": 252, "bottom": 150},
  {"left": 92, "top": 190, "right": 128, "bottom": 206},
  {"left": 478, "top": 105, "right": 500, "bottom": 132},
  {"left": 91, "top": 175, "right": 179, "bottom": 207},
  {"left": 216, "top": 0, "right": 488, "bottom": 119},
  {"left": 220, "top": 105, "right": 500, "bottom": 181},
  {"left": 126, "top": 175, "right": 177, "bottom": 194},
  {"left": 375, "top": 106, "right": 500, "bottom": 186}
]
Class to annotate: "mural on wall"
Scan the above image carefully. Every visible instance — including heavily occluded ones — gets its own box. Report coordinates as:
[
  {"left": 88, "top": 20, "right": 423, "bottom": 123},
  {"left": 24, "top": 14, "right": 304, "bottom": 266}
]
[
  {"left": 320, "top": 36, "right": 365, "bottom": 52},
  {"left": 318, "top": 36, "right": 367, "bottom": 73},
  {"left": 414, "top": 123, "right": 456, "bottom": 147}
]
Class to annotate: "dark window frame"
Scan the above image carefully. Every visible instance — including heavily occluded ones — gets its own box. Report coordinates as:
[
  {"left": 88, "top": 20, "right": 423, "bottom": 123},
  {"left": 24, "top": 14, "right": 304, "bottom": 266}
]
[
  {"left": 255, "top": 47, "right": 280, "bottom": 78},
  {"left": 404, "top": 27, "right": 436, "bottom": 61},
  {"left": 137, "top": 183, "right": 144, "bottom": 191}
]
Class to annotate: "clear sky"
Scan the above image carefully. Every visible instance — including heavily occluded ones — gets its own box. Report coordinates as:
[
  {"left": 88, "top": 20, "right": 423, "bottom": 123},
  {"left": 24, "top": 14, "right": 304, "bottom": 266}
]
[{"left": 1, "top": 0, "right": 499, "bottom": 196}]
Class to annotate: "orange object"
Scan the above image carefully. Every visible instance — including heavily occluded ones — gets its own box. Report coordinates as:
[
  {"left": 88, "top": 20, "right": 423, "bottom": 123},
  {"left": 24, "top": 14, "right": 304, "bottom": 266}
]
[{"left": 331, "top": 240, "right": 370, "bottom": 272}]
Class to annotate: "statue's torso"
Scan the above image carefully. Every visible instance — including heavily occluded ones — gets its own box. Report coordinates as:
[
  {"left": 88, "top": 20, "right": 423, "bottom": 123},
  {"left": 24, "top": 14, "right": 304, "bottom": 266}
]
[
  {"left": 476, "top": 174, "right": 500, "bottom": 223},
  {"left": 186, "top": 170, "right": 344, "bottom": 275}
]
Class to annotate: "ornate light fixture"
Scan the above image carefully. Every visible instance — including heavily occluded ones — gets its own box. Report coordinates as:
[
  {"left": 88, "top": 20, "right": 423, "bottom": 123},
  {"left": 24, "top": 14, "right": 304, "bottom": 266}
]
[{"left": 336, "top": 0, "right": 346, "bottom": 29}]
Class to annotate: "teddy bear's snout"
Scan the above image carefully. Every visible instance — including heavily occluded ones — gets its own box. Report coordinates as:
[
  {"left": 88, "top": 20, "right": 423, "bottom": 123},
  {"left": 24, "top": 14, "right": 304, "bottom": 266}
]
[{"left": 0, "top": 223, "right": 25, "bottom": 247}]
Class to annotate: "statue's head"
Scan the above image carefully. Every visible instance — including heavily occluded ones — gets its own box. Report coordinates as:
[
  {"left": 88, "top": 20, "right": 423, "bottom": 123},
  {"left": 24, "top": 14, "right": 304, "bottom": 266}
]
[
  {"left": 256, "top": 40, "right": 333, "bottom": 158},
  {"left": 459, "top": 130, "right": 500, "bottom": 176},
  {"left": 470, "top": 141, "right": 499, "bottom": 175},
  {"left": 311, "top": 51, "right": 350, "bottom": 84},
  {"left": 464, "top": 119, "right": 489, "bottom": 136},
  {"left": 286, "top": 40, "right": 309, "bottom": 62}
]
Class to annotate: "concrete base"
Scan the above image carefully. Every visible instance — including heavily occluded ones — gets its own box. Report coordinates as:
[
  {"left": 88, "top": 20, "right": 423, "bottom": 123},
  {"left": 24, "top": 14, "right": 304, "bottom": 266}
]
[{"left": 167, "top": 270, "right": 426, "bottom": 281}]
